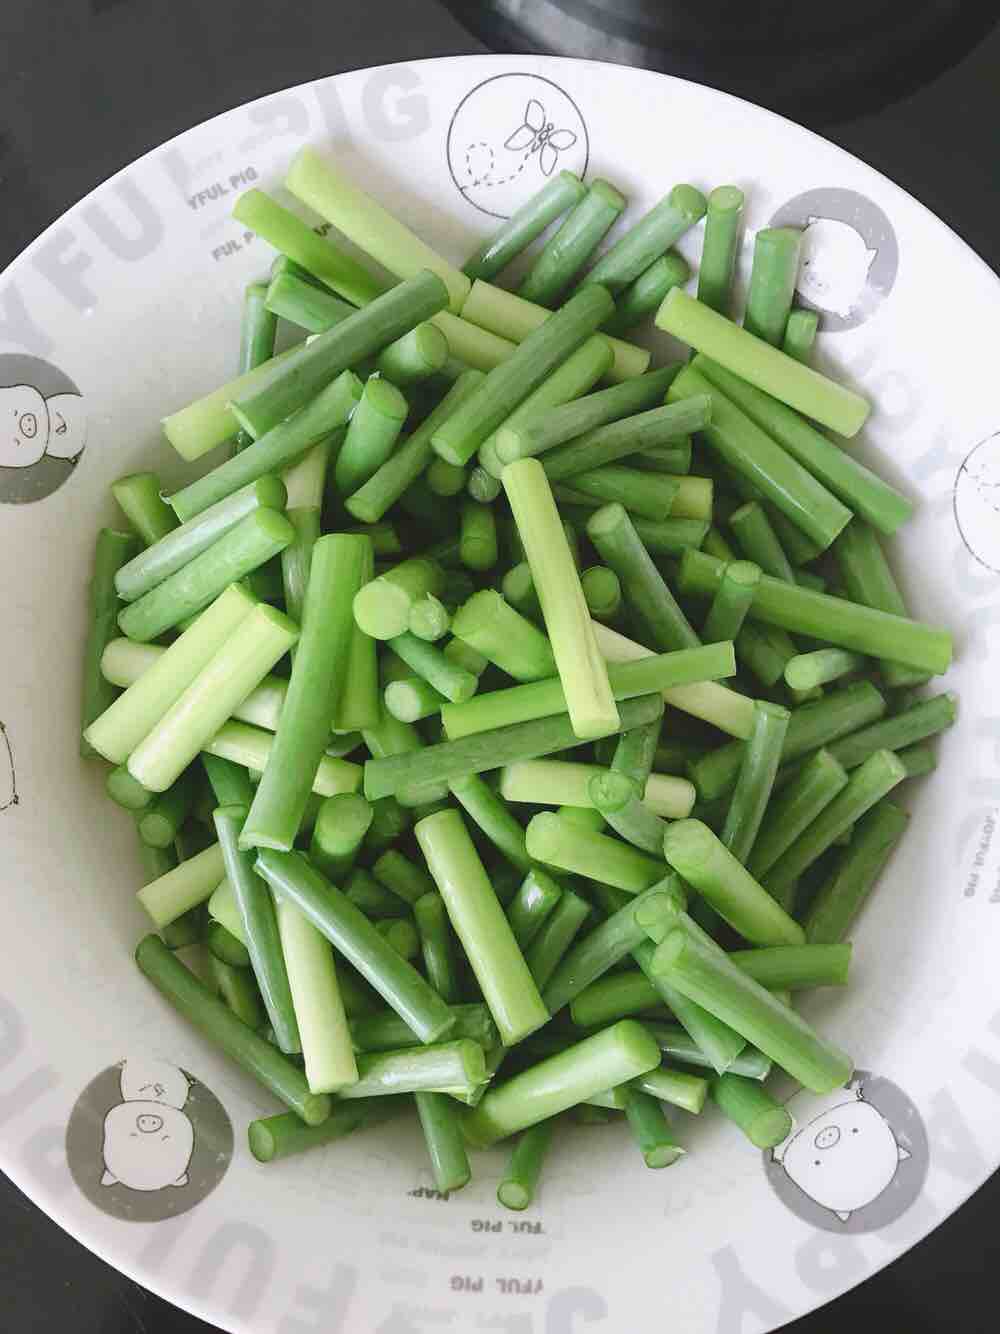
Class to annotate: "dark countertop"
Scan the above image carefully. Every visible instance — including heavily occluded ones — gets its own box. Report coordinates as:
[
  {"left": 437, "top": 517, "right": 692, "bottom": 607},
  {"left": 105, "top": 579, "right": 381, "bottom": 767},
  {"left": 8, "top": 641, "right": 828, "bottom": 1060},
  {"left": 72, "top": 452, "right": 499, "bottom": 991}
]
[{"left": 2, "top": 4, "right": 998, "bottom": 1330}]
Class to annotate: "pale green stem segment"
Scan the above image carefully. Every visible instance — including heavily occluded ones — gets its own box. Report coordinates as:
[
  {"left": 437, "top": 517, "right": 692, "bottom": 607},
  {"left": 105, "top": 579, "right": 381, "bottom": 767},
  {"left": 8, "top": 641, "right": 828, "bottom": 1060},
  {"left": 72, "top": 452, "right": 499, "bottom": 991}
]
[
  {"left": 415, "top": 809, "right": 549, "bottom": 1046},
  {"left": 656, "top": 288, "right": 870, "bottom": 437},
  {"left": 463, "top": 1020, "right": 661, "bottom": 1148},
  {"left": 504, "top": 458, "right": 619, "bottom": 740}
]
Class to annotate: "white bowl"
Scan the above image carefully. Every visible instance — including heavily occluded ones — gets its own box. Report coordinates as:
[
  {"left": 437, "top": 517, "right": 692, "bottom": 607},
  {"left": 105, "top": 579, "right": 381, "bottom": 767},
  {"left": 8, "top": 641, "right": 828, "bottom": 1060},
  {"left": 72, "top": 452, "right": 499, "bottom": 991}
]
[{"left": 1, "top": 53, "right": 995, "bottom": 1334}]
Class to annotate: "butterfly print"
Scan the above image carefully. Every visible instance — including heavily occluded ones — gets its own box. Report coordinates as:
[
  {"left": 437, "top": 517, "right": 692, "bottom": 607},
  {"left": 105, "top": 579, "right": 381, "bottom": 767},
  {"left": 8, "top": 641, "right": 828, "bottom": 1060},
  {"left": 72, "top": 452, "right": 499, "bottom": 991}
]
[{"left": 504, "top": 99, "right": 578, "bottom": 176}]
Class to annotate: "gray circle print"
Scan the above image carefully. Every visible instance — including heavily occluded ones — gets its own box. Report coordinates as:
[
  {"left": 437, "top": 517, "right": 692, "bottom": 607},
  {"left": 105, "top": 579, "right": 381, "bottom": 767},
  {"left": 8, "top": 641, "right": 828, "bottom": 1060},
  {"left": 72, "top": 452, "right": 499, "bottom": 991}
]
[
  {"left": 447, "top": 73, "right": 590, "bottom": 220},
  {"left": 763, "top": 1071, "right": 928, "bottom": 1233},
  {"left": 769, "top": 188, "right": 899, "bottom": 332},
  {"left": 954, "top": 430, "right": 1000, "bottom": 574},
  {"left": 0, "top": 354, "right": 87, "bottom": 503},
  {"left": 66, "top": 1057, "right": 233, "bottom": 1222}
]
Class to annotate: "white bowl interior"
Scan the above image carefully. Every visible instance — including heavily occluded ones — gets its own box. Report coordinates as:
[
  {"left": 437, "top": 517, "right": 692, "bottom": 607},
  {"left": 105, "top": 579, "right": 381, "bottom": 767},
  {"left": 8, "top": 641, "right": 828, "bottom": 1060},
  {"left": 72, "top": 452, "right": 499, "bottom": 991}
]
[{"left": 1, "top": 55, "right": 998, "bottom": 1334}]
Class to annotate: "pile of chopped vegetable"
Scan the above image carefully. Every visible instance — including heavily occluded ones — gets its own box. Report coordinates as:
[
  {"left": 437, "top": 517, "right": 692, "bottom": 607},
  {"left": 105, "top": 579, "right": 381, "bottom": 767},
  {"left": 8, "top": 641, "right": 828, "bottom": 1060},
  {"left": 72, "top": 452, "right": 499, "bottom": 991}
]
[{"left": 79, "top": 149, "right": 955, "bottom": 1200}]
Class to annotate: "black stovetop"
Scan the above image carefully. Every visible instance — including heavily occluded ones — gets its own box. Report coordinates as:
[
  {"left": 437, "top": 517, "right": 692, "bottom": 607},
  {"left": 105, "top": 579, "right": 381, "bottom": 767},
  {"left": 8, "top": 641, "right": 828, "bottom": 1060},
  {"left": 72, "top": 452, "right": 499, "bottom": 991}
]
[{"left": 2, "top": 3, "right": 998, "bottom": 1330}]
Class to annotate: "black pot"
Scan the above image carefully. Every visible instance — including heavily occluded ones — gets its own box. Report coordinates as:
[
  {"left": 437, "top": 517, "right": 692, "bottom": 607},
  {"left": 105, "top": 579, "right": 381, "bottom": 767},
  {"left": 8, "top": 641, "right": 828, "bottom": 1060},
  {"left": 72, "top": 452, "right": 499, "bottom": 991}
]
[{"left": 441, "top": 0, "right": 997, "bottom": 124}]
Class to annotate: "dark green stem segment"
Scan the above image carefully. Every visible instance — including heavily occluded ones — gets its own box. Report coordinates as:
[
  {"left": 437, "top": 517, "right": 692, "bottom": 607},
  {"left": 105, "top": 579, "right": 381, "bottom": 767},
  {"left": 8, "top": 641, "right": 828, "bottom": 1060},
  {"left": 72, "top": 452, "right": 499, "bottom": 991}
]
[
  {"left": 264, "top": 269, "right": 354, "bottom": 334},
  {"left": 242, "top": 534, "right": 369, "bottom": 850},
  {"left": 112, "top": 473, "right": 178, "bottom": 545},
  {"left": 606, "top": 252, "right": 690, "bottom": 335},
  {"left": 804, "top": 800, "right": 910, "bottom": 943},
  {"left": 747, "top": 749, "right": 849, "bottom": 879},
  {"left": 575, "top": 185, "right": 707, "bottom": 296},
  {"left": 519, "top": 179, "right": 626, "bottom": 306},
  {"left": 615, "top": 1084, "right": 685, "bottom": 1168},
  {"left": 689, "top": 680, "right": 886, "bottom": 803},
  {"left": 497, "top": 1118, "right": 556, "bottom": 1210},
  {"left": 651, "top": 927, "right": 853, "bottom": 1093},
  {"left": 135, "top": 934, "right": 330, "bottom": 1123},
  {"left": 728, "top": 501, "right": 796, "bottom": 584},
  {"left": 463, "top": 171, "right": 587, "bottom": 281},
  {"left": 702, "top": 560, "right": 760, "bottom": 643},
  {"left": 541, "top": 396, "right": 711, "bottom": 482},
  {"left": 447, "top": 775, "right": 532, "bottom": 881},
  {"left": 137, "top": 770, "right": 198, "bottom": 849},
  {"left": 507, "top": 869, "right": 563, "bottom": 948},
  {"left": 363, "top": 692, "right": 664, "bottom": 800},
  {"left": 728, "top": 943, "right": 852, "bottom": 989},
  {"left": 524, "top": 889, "right": 593, "bottom": 989},
  {"left": 346, "top": 369, "right": 485, "bottom": 524},
  {"left": 350, "top": 1003, "right": 497, "bottom": 1053},
  {"left": 117, "top": 510, "right": 293, "bottom": 643},
  {"left": 721, "top": 701, "right": 790, "bottom": 865},
  {"left": 431, "top": 286, "right": 615, "bottom": 466},
  {"left": 764, "top": 749, "right": 907, "bottom": 903},
  {"left": 696, "top": 186, "right": 744, "bottom": 316},
  {"left": 414, "top": 1091, "right": 471, "bottom": 1193},
  {"left": 711, "top": 1074, "right": 792, "bottom": 1148},
  {"left": 542, "top": 880, "right": 686, "bottom": 1015},
  {"left": 668, "top": 366, "right": 851, "bottom": 550},
  {"left": 170, "top": 370, "right": 363, "bottom": 522},
  {"left": 209, "top": 953, "right": 265, "bottom": 1028},
  {"left": 248, "top": 1098, "right": 402, "bottom": 1162},
  {"left": 833, "top": 520, "right": 930, "bottom": 687},
  {"left": 254, "top": 849, "right": 455, "bottom": 1044},
  {"left": 663, "top": 820, "right": 805, "bottom": 946},
  {"left": 676, "top": 548, "right": 952, "bottom": 675},
  {"left": 413, "top": 892, "right": 460, "bottom": 1003},
  {"left": 81, "top": 529, "right": 140, "bottom": 754},
  {"left": 744, "top": 228, "right": 802, "bottom": 346},
  {"left": 496, "top": 367, "right": 680, "bottom": 466},
  {"left": 812, "top": 693, "right": 957, "bottom": 774},
  {"left": 587, "top": 503, "right": 700, "bottom": 651},
  {"left": 231, "top": 270, "right": 448, "bottom": 439},
  {"left": 696, "top": 356, "right": 912, "bottom": 537}
]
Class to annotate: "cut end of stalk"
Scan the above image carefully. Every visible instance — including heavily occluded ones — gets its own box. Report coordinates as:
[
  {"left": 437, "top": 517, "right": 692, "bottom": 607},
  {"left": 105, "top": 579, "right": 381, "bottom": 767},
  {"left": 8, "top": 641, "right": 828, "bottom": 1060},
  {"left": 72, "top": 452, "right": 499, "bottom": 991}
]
[
  {"left": 301, "top": 1092, "right": 334, "bottom": 1127},
  {"left": 497, "top": 1181, "right": 531, "bottom": 1211},
  {"left": 669, "top": 184, "right": 708, "bottom": 223},
  {"left": 633, "top": 891, "right": 683, "bottom": 942},
  {"left": 746, "top": 1107, "right": 794, "bottom": 1150},
  {"left": 588, "top": 770, "right": 635, "bottom": 814},
  {"left": 613, "top": 1018, "right": 663, "bottom": 1073},
  {"left": 644, "top": 1144, "right": 686, "bottom": 1169},
  {"left": 662, "top": 818, "right": 715, "bottom": 870},
  {"left": 247, "top": 1121, "right": 277, "bottom": 1162},
  {"left": 708, "top": 185, "right": 745, "bottom": 214},
  {"left": 363, "top": 375, "right": 409, "bottom": 421},
  {"left": 353, "top": 580, "right": 411, "bottom": 640}
]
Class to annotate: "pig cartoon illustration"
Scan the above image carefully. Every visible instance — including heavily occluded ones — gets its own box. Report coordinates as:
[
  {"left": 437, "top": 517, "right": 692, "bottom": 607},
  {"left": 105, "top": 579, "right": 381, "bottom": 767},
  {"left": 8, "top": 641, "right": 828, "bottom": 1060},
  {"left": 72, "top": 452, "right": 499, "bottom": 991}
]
[
  {"left": 797, "top": 217, "right": 878, "bottom": 319},
  {"left": 771, "top": 1078, "right": 911, "bottom": 1223},
  {"left": 100, "top": 1058, "right": 195, "bottom": 1192},
  {"left": 0, "top": 383, "right": 86, "bottom": 469}
]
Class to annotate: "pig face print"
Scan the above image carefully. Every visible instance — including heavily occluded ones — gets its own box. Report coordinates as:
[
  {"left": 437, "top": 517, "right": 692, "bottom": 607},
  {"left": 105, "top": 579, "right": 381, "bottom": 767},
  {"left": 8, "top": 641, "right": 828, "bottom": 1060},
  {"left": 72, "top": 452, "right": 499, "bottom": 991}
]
[
  {"left": 797, "top": 217, "right": 877, "bottom": 320},
  {"left": 101, "top": 1100, "right": 195, "bottom": 1192},
  {"left": 769, "top": 187, "right": 899, "bottom": 333},
  {"left": 0, "top": 355, "right": 88, "bottom": 503},
  {"left": 0, "top": 385, "right": 49, "bottom": 468},
  {"left": 67, "top": 1056, "right": 233, "bottom": 1221},
  {"left": 772, "top": 1081, "right": 911, "bottom": 1223}
]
